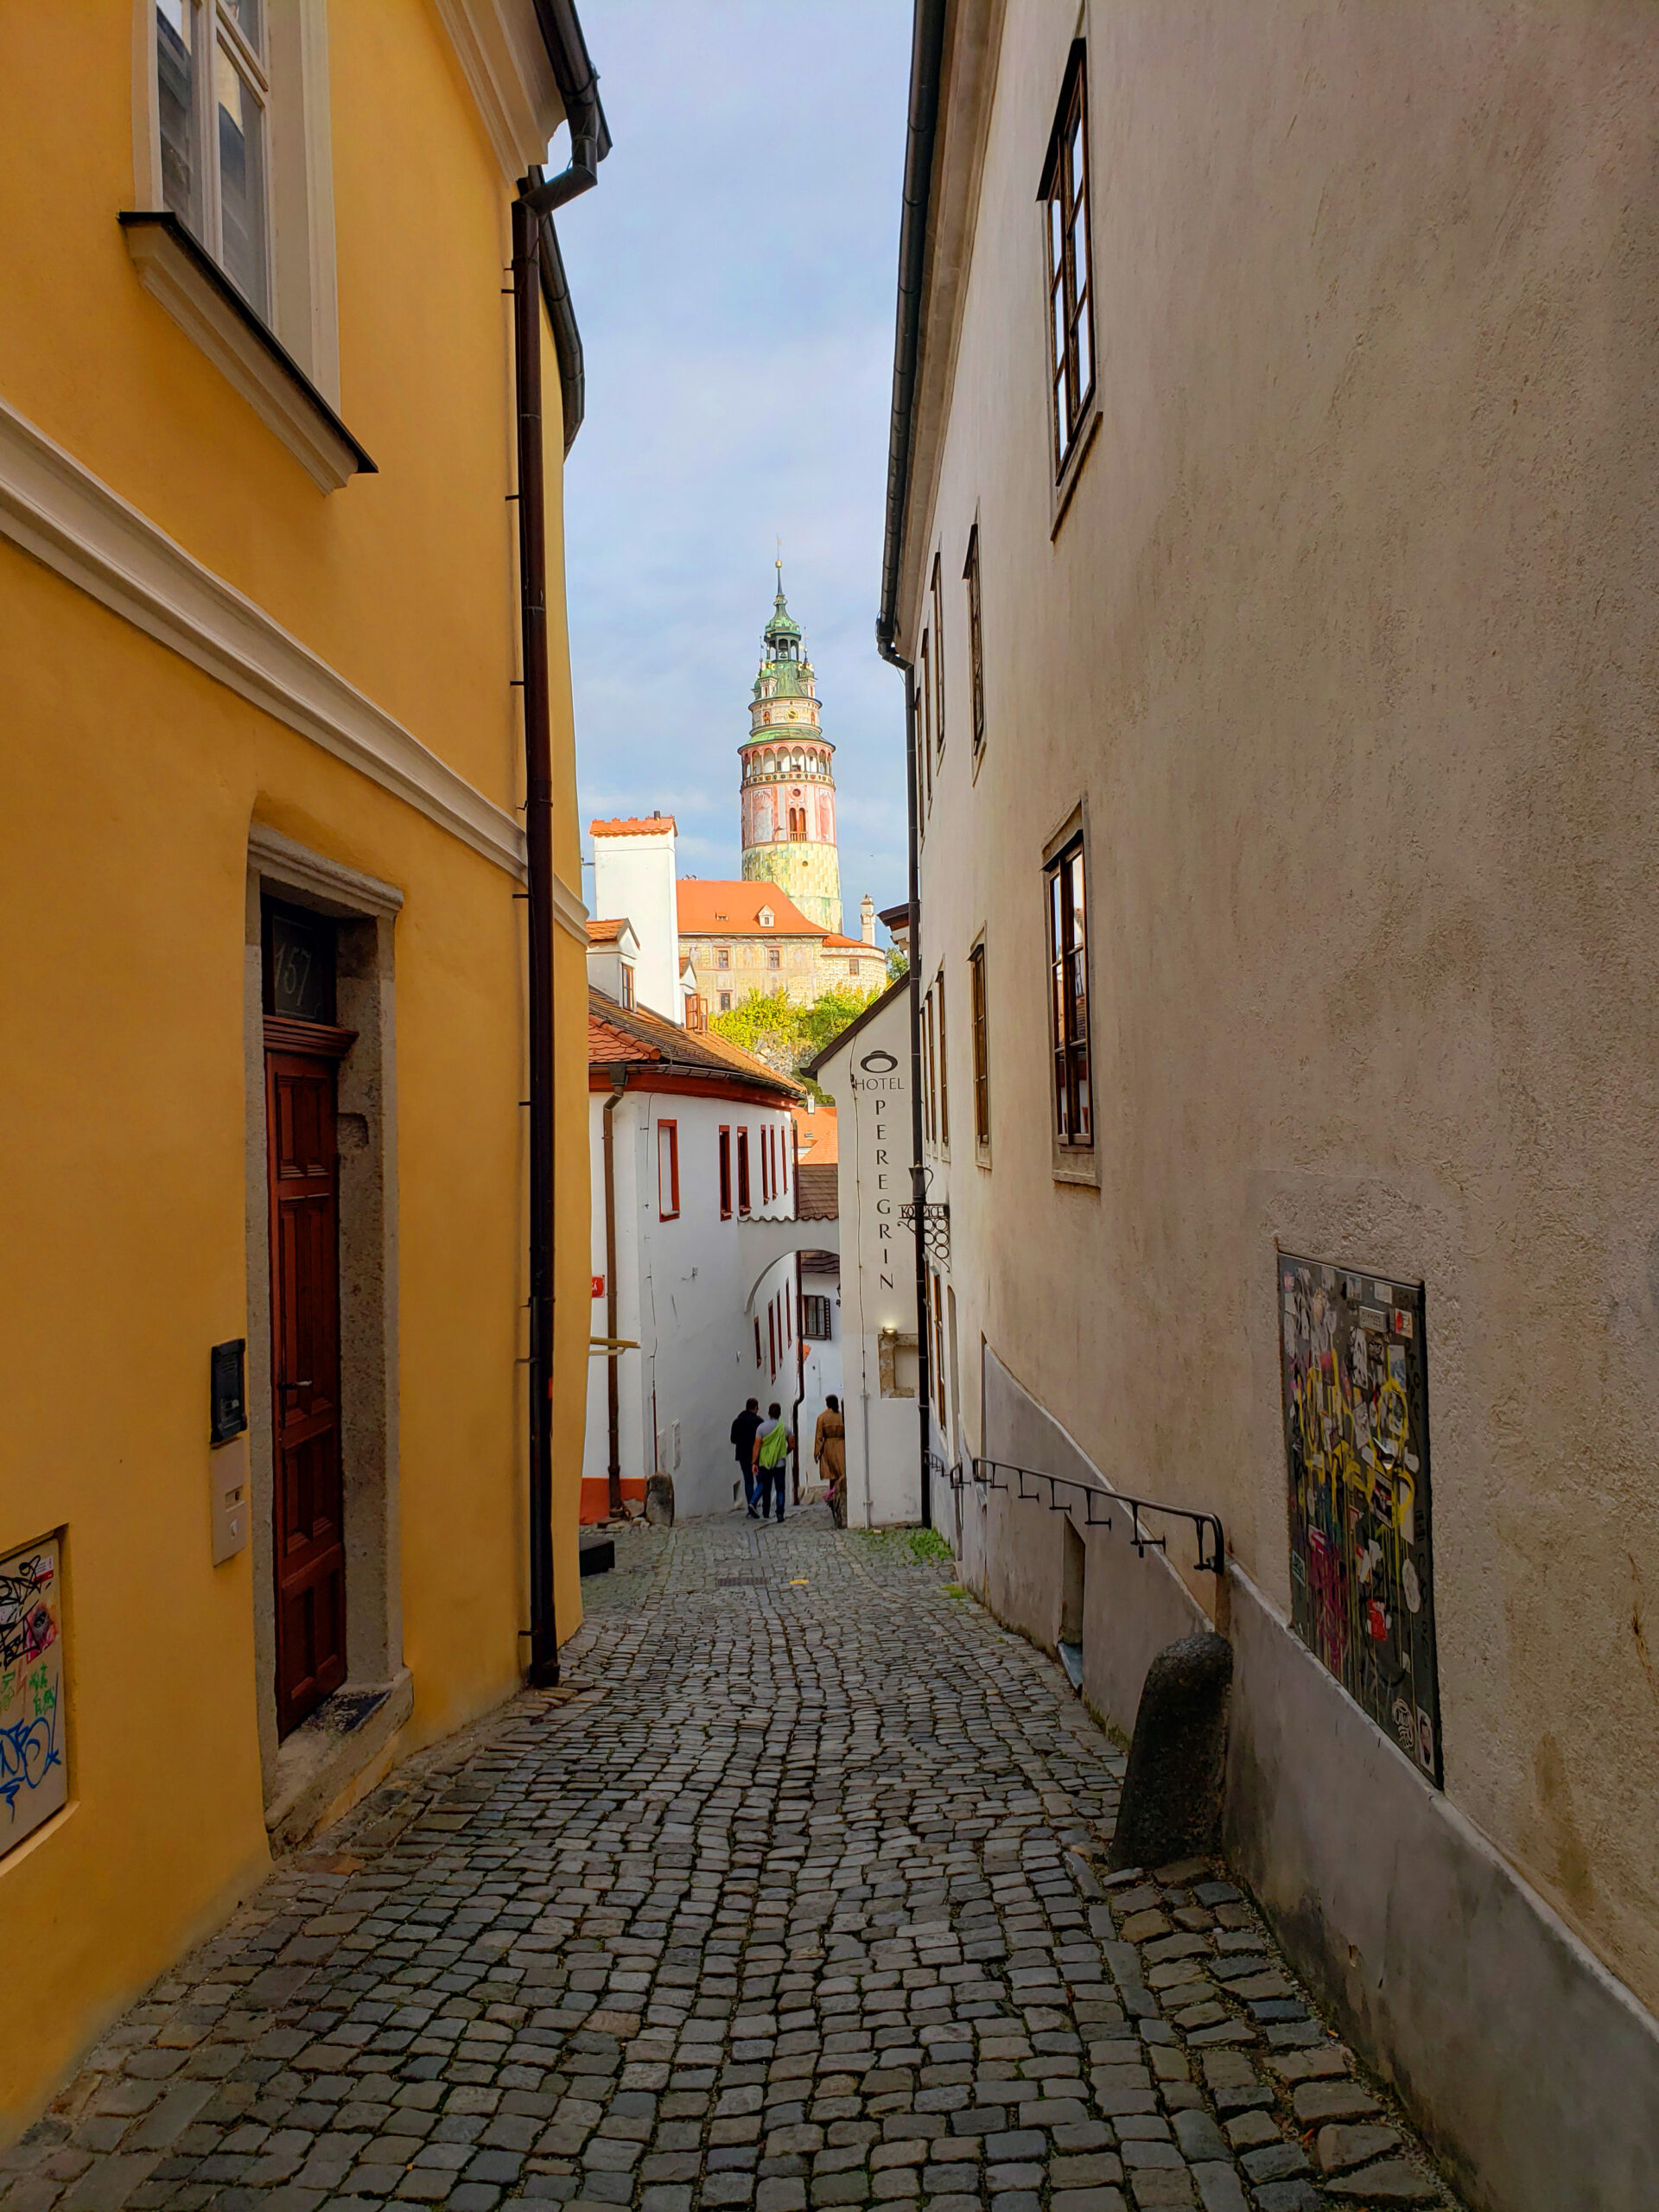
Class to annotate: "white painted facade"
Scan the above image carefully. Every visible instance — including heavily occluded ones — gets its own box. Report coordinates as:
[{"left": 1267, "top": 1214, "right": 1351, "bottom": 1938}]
[
  {"left": 810, "top": 983, "right": 920, "bottom": 1526},
  {"left": 584, "top": 1084, "right": 801, "bottom": 1521},
  {"left": 590, "top": 818, "right": 682, "bottom": 1023}
]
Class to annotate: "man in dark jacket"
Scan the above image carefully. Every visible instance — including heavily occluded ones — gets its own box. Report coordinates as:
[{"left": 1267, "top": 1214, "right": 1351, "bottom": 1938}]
[{"left": 730, "top": 1398, "right": 763, "bottom": 1516}]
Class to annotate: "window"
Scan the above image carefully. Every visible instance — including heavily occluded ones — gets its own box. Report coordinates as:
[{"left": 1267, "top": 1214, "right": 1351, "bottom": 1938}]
[
  {"left": 657, "top": 1121, "right": 679, "bottom": 1220},
  {"left": 767, "top": 946, "right": 781, "bottom": 970},
  {"left": 964, "top": 524, "right": 986, "bottom": 758},
  {"left": 1040, "top": 43, "right": 1095, "bottom": 476},
  {"left": 716, "top": 946, "right": 730, "bottom": 969},
  {"left": 922, "top": 988, "right": 937, "bottom": 1146},
  {"left": 931, "top": 1271, "right": 948, "bottom": 1426},
  {"left": 157, "top": 0, "right": 273, "bottom": 319},
  {"left": 761, "top": 1128, "right": 772, "bottom": 1207},
  {"left": 719, "top": 1128, "right": 732, "bottom": 1219},
  {"left": 936, "top": 970, "right": 950, "bottom": 1148},
  {"left": 754, "top": 1317, "right": 763, "bottom": 1367},
  {"left": 930, "top": 555, "right": 945, "bottom": 757},
  {"left": 780, "top": 1125, "right": 789, "bottom": 1194},
  {"left": 1046, "top": 834, "right": 1092, "bottom": 1148},
  {"left": 685, "top": 994, "right": 707, "bottom": 1032},
  {"left": 768, "top": 1304, "right": 778, "bottom": 1376},
  {"left": 969, "top": 941, "right": 991, "bottom": 1154},
  {"left": 801, "top": 1294, "right": 832, "bottom": 1341},
  {"left": 737, "top": 1128, "right": 752, "bottom": 1216},
  {"left": 719, "top": 990, "right": 732, "bottom": 1013},
  {"left": 620, "top": 964, "right": 635, "bottom": 1011},
  {"left": 918, "top": 638, "right": 934, "bottom": 810}
]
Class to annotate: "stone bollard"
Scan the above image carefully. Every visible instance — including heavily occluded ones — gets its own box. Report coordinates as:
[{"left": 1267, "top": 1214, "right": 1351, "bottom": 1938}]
[
  {"left": 645, "top": 1471, "right": 676, "bottom": 1528},
  {"left": 1109, "top": 1630, "right": 1233, "bottom": 1872}
]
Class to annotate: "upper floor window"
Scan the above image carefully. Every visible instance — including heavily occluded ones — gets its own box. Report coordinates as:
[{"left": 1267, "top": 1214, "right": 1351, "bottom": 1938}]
[
  {"left": 719, "top": 1128, "right": 733, "bottom": 1220},
  {"left": 1040, "top": 43, "right": 1094, "bottom": 477},
  {"left": 767, "top": 946, "right": 782, "bottom": 970},
  {"left": 157, "top": 0, "right": 272, "bottom": 320},
  {"left": 929, "top": 555, "right": 945, "bottom": 759},
  {"left": 737, "top": 1128, "right": 752, "bottom": 1216},
  {"left": 935, "top": 968, "right": 950, "bottom": 1149},
  {"left": 964, "top": 524, "right": 986, "bottom": 759},
  {"left": 969, "top": 940, "right": 990, "bottom": 1154},
  {"left": 620, "top": 964, "right": 636, "bottom": 1010},
  {"left": 716, "top": 946, "right": 731, "bottom": 969},
  {"left": 1046, "top": 833, "right": 1092, "bottom": 1149},
  {"left": 657, "top": 1121, "right": 680, "bottom": 1220}
]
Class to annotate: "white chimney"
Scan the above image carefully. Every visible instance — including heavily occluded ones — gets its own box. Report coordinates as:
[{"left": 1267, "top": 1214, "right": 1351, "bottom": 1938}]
[
  {"left": 590, "top": 817, "right": 681, "bottom": 1024},
  {"left": 861, "top": 893, "right": 876, "bottom": 945}
]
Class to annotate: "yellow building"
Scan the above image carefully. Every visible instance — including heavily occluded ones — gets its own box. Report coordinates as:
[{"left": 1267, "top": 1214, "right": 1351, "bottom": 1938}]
[{"left": 0, "top": 0, "right": 603, "bottom": 2140}]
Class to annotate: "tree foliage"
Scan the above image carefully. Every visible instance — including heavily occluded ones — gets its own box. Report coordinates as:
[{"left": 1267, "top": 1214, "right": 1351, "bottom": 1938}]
[{"left": 711, "top": 982, "right": 885, "bottom": 1084}]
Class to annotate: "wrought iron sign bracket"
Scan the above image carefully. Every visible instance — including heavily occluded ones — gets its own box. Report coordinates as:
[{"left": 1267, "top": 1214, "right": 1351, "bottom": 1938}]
[{"left": 899, "top": 1199, "right": 951, "bottom": 1270}]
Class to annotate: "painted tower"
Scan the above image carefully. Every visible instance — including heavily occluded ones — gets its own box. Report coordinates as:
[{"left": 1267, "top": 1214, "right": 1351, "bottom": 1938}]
[{"left": 741, "top": 567, "right": 842, "bottom": 934}]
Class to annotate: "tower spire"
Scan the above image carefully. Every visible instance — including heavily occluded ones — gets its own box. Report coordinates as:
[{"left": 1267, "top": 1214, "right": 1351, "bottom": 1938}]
[{"left": 739, "top": 573, "right": 842, "bottom": 935}]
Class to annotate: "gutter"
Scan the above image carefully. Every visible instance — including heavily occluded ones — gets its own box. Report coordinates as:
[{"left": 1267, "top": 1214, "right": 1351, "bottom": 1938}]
[
  {"left": 876, "top": 0, "right": 948, "bottom": 1531},
  {"left": 512, "top": 3, "right": 607, "bottom": 1686}
]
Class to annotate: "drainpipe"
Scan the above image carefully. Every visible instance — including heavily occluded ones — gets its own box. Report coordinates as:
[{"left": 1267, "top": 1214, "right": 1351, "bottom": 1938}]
[
  {"left": 512, "top": 189, "right": 569, "bottom": 1688},
  {"left": 602, "top": 1070, "right": 628, "bottom": 1516},
  {"left": 876, "top": 0, "right": 946, "bottom": 1532}
]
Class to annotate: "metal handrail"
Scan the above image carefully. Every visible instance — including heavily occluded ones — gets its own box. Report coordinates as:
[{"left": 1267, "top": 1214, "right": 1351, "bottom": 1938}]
[{"left": 952, "top": 1454, "right": 1225, "bottom": 1576}]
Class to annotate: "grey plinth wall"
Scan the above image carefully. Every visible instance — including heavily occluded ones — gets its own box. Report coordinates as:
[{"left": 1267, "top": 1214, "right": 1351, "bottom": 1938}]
[{"left": 967, "top": 1350, "right": 1659, "bottom": 2212}]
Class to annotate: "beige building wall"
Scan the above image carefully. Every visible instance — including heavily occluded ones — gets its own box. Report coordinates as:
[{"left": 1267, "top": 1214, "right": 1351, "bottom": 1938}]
[{"left": 898, "top": 2, "right": 1659, "bottom": 2202}]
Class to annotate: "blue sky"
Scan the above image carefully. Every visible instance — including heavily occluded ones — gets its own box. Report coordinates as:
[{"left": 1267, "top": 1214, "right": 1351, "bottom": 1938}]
[{"left": 556, "top": 1, "right": 913, "bottom": 924}]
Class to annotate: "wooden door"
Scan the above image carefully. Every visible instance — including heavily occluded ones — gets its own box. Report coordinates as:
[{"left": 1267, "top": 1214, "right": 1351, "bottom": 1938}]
[{"left": 266, "top": 1046, "right": 346, "bottom": 1735}]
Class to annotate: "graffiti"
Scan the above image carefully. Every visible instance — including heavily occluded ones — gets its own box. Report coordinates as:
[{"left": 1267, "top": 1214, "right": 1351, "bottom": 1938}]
[
  {"left": 1277, "top": 1255, "right": 1442, "bottom": 1786},
  {"left": 0, "top": 1535, "right": 67, "bottom": 1853},
  {"left": 0, "top": 1550, "right": 57, "bottom": 1672}
]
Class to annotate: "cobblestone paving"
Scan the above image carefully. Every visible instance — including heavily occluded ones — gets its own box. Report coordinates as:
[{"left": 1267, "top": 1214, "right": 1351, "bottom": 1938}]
[{"left": 5, "top": 1511, "right": 1461, "bottom": 2212}]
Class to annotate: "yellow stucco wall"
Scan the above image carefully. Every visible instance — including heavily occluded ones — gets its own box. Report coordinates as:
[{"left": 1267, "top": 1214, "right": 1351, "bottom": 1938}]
[{"left": 0, "top": 0, "right": 589, "bottom": 2139}]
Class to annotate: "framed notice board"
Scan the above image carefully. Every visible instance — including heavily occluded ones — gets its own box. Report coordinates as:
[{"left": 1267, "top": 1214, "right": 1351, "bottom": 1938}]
[{"left": 1277, "top": 1253, "right": 1443, "bottom": 1786}]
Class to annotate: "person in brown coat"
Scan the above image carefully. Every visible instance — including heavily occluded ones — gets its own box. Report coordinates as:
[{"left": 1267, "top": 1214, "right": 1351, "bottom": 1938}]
[{"left": 813, "top": 1395, "right": 847, "bottom": 1526}]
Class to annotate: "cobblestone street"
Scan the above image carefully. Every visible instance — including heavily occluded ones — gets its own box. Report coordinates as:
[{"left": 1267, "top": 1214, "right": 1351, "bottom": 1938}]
[{"left": 9, "top": 1514, "right": 1460, "bottom": 2212}]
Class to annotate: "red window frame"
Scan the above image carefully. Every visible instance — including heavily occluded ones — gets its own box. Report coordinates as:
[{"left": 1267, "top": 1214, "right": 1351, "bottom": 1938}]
[
  {"left": 754, "top": 1317, "right": 763, "bottom": 1367},
  {"left": 657, "top": 1120, "right": 679, "bottom": 1219},
  {"left": 737, "top": 1128, "right": 751, "bottom": 1216},
  {"left": 718, "top": 1126, "right": 732, "bottom": 1219}
]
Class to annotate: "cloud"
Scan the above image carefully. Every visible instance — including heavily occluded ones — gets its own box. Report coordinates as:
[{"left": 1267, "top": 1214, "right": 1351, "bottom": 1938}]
[{"left": 556, "top": 0, "right": 914, "bottom": 913}]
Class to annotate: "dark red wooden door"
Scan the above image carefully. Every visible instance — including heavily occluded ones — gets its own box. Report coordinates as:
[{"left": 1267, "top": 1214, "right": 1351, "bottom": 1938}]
[{"left": 266, "top": 1047, "right": 346, "bottom": 1736}]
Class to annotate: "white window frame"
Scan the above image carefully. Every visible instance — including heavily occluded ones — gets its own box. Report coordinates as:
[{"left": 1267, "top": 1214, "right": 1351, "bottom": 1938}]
[{"left": 133, "top": 0, "right": 342, "bottom": 412}]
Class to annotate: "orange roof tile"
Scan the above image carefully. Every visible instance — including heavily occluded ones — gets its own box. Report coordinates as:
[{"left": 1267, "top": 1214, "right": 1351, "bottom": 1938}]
[
  {"left": 822, "top": 934, "right": 883, "bottom": 952},
  {"left": 791, "top": 1102, "right": 838, "bottom": 1164},
  {"left": 589, "top": 815, "right": 677, "bottom": 837},
  {"left": 586, "top": 918, "right": 630, "bottom": 944},
  {"left": 676, "top": 880, "right": 822, "bottom": 936}
]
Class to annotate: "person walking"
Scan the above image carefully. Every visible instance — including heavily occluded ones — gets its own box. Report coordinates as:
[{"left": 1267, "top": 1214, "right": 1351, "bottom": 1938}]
[
  {"left": 730, "top": 1397, "right": 763, "bottom": 1517},
  {"left": 813, "top": 1395, "right": 847, "bottom": 1526},
  {"left": 753, "top": 1402, "right": 791, "bottom": 1524}
]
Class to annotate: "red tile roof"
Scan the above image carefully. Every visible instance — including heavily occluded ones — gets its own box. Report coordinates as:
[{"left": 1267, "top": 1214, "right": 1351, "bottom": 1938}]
[
  {"left": 587, "top": 988, "right": 802, "bottom": 1100},
  {"left": 586, "top": 918, "right": 629, "bottom": 944},
  {"left": 677, "top": 880, "right": 822, "bottom": 936},
  {"left": 791, "top": 1102, "right": 838, "bottom": 1164},
  {"left": 590, "top": 816, "right": 677, "bottom": 836},
  {"left": 822, "top": 934, "right": 883, "bottom": 952}
]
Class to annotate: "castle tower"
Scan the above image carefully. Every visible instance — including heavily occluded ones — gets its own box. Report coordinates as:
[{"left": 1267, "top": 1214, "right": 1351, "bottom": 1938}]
[{"left": 740, "top": 566, "right": 842, "bottom": 934}]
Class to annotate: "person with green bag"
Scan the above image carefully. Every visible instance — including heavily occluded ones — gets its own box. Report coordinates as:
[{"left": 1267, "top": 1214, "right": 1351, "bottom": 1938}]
[{"left": 753, "top": 1402, "right": 791, "bottom": 1524}]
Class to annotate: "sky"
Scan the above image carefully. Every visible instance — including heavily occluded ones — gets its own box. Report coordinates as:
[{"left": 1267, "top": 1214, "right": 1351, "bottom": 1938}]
[{"left": 555, "top": 0, "right": 914, "bottom": 927}]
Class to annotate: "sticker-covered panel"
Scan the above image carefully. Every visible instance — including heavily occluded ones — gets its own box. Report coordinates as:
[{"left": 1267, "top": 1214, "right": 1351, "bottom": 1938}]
[
  {"left": 0, "top": 1533, "right": 67, "bottom": 1853},
  {"left": 1278, "top": 1255, "right": 1442, "bottom": 1785}
]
